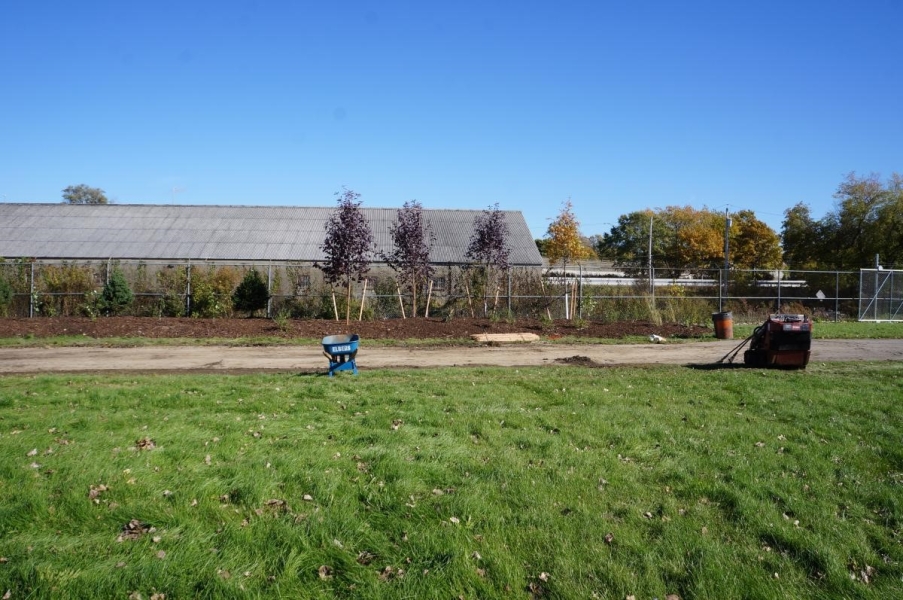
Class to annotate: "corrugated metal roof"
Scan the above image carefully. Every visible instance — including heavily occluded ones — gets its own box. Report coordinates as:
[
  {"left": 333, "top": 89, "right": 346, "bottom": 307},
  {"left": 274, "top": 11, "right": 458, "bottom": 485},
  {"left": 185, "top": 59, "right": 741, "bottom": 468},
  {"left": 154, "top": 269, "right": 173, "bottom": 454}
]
[{"left": 0, "top": 204, "right": 543, "bottom": 266}]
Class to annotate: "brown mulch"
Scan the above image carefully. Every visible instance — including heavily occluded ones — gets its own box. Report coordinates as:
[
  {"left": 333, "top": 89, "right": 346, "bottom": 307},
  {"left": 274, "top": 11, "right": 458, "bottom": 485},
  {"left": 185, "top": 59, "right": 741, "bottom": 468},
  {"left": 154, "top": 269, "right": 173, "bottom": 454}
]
[{"left": 0, "top": 316, "right": 710, "bottom": 342}]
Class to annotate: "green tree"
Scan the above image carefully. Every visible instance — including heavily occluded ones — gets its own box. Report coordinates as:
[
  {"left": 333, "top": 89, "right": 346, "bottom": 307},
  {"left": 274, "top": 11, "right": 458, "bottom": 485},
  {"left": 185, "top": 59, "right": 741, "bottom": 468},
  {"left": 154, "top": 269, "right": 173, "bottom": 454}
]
[
  {"left": 596, "top": 210, "right": 671, "bottom": 276},
  {"left": 783, "top": 172, "right": 903, "bottom": 269},
  {"left": 781, "top": 203, "right": 823, "bottom": 268},
  {"left": 544, "top": 200, "right": 594, "bottom": 273},
  {"left": 100, "top": 268, "right": 134, "bottom": 315},
  {"left": 232, "top": 269, "right": 270, "bottom": 317},
  {"left": 62, "top": 184, "right": 109, "bottom": 204}
]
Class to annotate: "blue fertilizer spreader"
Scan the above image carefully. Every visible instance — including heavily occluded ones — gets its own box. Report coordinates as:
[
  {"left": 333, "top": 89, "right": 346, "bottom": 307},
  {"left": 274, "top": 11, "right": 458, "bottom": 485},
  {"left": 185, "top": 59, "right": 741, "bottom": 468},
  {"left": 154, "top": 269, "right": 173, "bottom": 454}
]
[{"left": 322, "top": 334, "right": 360, "bottom": 376}]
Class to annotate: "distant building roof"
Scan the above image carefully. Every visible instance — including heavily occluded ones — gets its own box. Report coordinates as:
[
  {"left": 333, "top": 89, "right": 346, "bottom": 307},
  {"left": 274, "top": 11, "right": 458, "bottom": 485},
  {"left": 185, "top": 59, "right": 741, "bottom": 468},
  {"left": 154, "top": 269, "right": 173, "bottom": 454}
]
[{"left": 0, "top": 203, "right": 543, "bottom": 266}]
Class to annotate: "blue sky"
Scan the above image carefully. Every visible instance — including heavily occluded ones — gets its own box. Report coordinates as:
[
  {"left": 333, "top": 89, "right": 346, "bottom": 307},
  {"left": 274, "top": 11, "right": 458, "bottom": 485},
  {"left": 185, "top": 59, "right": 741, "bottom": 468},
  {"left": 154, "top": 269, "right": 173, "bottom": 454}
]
[{"left": 2, "top": 1, "right": 901, "bottom": 240}]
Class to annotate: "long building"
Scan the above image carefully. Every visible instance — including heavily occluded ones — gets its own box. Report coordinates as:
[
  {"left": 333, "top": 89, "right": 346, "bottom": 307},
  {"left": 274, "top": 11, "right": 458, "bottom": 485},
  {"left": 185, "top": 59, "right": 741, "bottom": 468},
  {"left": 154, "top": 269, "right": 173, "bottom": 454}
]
[{"left": 0, "top": 203, "right": 543, "bottom": 266}]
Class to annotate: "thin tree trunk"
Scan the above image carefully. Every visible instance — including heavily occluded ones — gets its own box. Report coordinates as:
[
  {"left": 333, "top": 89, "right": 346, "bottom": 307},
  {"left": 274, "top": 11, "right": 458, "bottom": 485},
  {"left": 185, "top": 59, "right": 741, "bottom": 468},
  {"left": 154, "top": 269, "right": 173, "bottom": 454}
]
[
  {"left": 396, "top": 284, "right": 406, "bottom": 319},
  {"left": 412, "top": 275, "right": 418, "bottom": 318},
  {"left": 332, "top": 292, "right": 339, "bottom": 322},
  {"left": 539, "top": 277, "right": 553, "bottom": 320},
  {"left": 346, "top": 280, "right": 351, "bottom": 325},
  {"left": 463, "top": 281, "right": 475, "bottom": 318},
  {"left": 358, "top": 278, "right": 368, "bottom": 321},
  {"left": 424, "top": 280, "right": 434, "bottom": 318}
]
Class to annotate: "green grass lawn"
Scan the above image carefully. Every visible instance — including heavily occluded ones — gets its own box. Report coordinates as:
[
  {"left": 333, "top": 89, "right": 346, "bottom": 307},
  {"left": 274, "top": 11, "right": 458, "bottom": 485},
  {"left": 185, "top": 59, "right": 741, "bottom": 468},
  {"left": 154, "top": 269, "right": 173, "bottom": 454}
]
[{"left": 1, "top": 364, "right": 902, "bottom": 599}]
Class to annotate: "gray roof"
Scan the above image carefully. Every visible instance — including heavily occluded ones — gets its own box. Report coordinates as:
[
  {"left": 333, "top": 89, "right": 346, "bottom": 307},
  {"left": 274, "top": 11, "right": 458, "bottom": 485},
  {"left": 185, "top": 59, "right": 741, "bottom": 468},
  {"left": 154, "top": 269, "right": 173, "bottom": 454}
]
[{"left": 0, "top": 203, "right": 543, "bottom": 266}]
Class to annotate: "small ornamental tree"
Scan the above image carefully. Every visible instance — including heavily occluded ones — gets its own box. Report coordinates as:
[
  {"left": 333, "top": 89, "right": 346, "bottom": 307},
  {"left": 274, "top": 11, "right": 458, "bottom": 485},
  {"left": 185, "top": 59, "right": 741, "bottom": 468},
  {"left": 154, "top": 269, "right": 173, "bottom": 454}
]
[
  {"left": 232, "top": 269, "right": 270, "bottom": 317},
  {"left": 383, "top": 200, "right": 434, "bottom": 317},
  {"left": 545, "top": 199, "right": 594, "bottom": 275},
  {"left": 465, "top": 203, "right": 511, "bottom": 314},
  {"left": 318, "top": 188, "right": 375, "bottom": 324},
  {"left": 100, "top": 268, "right": 134, "bottom": 315}
]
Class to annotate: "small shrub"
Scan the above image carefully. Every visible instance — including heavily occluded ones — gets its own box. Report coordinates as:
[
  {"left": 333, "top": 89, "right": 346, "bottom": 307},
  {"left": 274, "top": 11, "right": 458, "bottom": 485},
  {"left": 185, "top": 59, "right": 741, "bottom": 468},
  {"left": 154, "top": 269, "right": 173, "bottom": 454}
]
[
  {"left": 190, "top": 266, "right": 239, "bottom": 318},
  {"left": 101, "top": 268, "right": 134, "bottom": 315},
  {"left": 0, "top": 277, "right": 12, "bottom": 317},
  {"left": 272, "top": 309, "right": 290, "bottom": 332},
  {"left": 233, "top": 269, "right": 270, "bottom": 317}
]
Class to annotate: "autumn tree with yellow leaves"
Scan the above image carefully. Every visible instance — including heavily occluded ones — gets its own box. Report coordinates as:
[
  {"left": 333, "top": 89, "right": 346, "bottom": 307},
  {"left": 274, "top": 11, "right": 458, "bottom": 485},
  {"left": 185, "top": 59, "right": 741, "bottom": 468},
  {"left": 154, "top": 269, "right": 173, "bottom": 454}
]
[
  {"left": 544, "top": 200, "right": 595, "bottom": 274},
  {"left": 597, "top": 206, "right": 782, "bottom": 275}
]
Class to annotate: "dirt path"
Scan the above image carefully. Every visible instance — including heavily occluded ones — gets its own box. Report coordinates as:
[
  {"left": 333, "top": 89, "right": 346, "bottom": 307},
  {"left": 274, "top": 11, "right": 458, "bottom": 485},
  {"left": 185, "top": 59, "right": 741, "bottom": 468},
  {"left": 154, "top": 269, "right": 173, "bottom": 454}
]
[{"left": 1, "top": 339, "right": 901, "bottom": 374}]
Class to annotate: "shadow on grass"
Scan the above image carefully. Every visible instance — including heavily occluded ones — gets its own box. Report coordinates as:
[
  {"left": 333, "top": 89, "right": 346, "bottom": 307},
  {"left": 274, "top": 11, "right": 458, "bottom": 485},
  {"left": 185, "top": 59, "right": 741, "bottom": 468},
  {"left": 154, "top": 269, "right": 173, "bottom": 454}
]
[{"left": 685, "top": 362, "right": 750, "bottom": 371}]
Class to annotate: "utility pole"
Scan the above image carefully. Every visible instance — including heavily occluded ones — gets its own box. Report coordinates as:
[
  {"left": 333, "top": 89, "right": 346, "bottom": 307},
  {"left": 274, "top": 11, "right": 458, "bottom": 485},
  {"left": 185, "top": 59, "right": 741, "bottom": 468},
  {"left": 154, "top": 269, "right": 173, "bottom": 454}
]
[
  {"left": 648, "top": 214, "right": 654, "bottom": 295},
  {"left": 723, "top": 209, "right": 732, "bottom": 310}
]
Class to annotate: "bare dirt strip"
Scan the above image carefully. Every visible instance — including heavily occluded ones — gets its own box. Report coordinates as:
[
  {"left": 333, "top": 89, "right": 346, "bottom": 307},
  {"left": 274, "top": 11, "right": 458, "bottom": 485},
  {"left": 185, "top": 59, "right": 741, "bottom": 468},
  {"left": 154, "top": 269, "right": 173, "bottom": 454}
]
[{"left": 1, "top": 339, "right": 901, "bottom": 375}]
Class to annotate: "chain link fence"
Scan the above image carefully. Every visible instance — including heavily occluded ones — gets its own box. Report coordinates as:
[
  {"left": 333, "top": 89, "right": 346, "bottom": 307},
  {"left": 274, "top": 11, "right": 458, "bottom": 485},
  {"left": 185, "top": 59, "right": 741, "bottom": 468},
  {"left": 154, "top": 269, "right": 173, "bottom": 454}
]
[
  {"left": 859, "top": 269, "right": 903, "bottom": 321},
  {"left": 0, "top": 258, "right": 863, "bottom": 324}
]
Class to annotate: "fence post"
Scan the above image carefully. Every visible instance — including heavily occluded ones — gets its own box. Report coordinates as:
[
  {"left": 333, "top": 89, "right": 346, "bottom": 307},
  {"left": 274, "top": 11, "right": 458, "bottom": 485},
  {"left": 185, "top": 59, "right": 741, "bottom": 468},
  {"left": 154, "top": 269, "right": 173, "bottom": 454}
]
[
  {"left": 507, "top": 269, "right": 512, "bottom": 315},
  {"left": 185, "top": 260, "right": 192, "bottom": 317},
  {"left": 835, "top": 271, "right": 840, "bottom": 322},
  {"left": 650, "top": 266, "right": 655, "bottom": 312},
  {"left": 267, "top": 263, "right": 273, "bottom": 318},
  {"left": 776, "top": 273, "right": 781, "bottom": 312},
  {"left": 29, "top": 262, "right": 35, "bottom": 318},
  {"left": 578, "top": 263, "right": 583, "bottom": 318}
]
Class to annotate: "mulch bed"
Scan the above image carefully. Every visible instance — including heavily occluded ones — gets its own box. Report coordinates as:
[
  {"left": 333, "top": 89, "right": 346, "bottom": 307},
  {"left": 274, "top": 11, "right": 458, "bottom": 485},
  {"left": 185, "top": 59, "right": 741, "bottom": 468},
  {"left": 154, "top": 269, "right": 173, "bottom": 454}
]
[{"left": 0, "top": 316, "right": 709, "bottom": 342}]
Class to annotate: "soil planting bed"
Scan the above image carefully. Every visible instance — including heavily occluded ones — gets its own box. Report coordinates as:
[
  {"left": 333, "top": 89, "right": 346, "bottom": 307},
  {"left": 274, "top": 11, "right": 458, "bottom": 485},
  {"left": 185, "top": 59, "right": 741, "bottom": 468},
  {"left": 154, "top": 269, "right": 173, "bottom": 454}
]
[{"left": 0, "top": 317, "right": 709, "bottom": 342}]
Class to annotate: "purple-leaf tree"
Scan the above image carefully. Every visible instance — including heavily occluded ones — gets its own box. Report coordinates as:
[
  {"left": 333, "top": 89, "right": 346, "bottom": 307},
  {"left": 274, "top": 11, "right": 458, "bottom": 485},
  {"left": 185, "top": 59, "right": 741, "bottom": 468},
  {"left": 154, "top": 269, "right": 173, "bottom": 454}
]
[
  {"left": 383, "top": 200, "right": 434, "bottom": 317},
  {"left": 318, "top": 188, "right": 375, "bottom": 324},
  {"left": 465, "top": 203, "right": 511, "bottom": 314}
]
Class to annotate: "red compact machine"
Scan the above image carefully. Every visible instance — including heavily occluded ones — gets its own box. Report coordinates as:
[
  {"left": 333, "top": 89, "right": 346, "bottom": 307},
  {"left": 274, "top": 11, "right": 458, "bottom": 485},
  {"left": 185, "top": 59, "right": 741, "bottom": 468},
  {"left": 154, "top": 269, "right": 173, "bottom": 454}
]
[{"left": 743, "top": 314, "right": 812, "bottom": 369}]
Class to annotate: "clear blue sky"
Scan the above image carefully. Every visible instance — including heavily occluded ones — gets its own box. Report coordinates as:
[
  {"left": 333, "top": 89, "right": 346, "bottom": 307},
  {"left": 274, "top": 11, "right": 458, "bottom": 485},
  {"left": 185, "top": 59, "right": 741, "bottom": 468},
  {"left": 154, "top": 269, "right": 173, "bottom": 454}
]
[{"left": 2, "top": 1, "right": 901, "bottom": 240}]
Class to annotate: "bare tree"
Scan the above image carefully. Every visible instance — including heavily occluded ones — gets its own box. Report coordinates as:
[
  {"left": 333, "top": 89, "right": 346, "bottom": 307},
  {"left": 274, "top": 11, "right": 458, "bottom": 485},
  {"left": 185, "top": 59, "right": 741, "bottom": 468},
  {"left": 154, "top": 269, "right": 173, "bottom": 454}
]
[
  {"left": 62, "top": 184, "right": 108, "bottom": 204},
  {"left": 318, "top": 188, "right": 374, "bottom": 324},
  {"left": 383, "top": 200, "right": 434, "bottom": 317}
]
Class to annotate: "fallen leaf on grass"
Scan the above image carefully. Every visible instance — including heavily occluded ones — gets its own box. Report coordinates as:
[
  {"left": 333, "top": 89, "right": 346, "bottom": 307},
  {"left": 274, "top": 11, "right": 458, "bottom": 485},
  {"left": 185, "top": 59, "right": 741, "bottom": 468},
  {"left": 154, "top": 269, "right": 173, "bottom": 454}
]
[
  {"left": 449, "top": 516, "right": 460, "bottom": 524},
  {"left": 136, "top": 438, "right": 156, "bottom": 450},
  {"left": 378, "top": 566, "right": 404, "bottom": 581},
  {"left": 318, "top": 565, "right": 333, "bottom": 579},
  {"left": 604, "top": 533, "right": 614, "bottom": 545},
  {"left": 89, "top": 484, "right": 109, "bottom": 503},
  {"left": 204, "top": 455, "right": 212, "bottom": 466},
  {"left": 27, "top": 448, "right": 38, "bottom": 457},
  {"left": 357, "top": 551, "right": 375, "bottom": 565},
  {"left": 117, "top": 519, "right": 155, "bottom": 542},
  {"left": 391, "top": 419, "right": 403, "bottom": 430}
]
